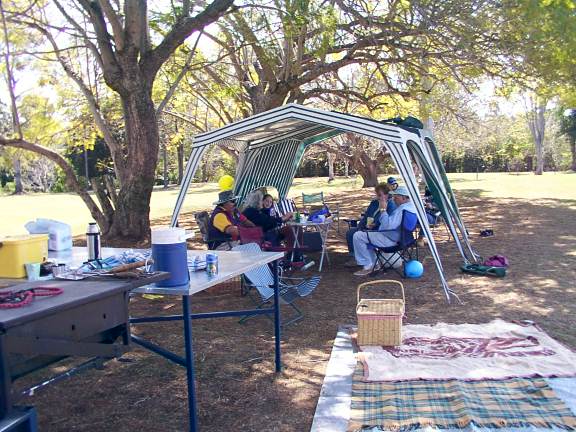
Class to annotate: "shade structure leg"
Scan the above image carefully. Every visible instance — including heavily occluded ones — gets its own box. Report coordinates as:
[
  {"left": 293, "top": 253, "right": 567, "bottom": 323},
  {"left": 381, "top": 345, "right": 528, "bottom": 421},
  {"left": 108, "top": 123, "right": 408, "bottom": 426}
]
[
  {"left": 182, "top": 295, "right": 198, "bottom": 432},
  {"left": 273, "top": 259, "right": 282, "bottom": 372}
]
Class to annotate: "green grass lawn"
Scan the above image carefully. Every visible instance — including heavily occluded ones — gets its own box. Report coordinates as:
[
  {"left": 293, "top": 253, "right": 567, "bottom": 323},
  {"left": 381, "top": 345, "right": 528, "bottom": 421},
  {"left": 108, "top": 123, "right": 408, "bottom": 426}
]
[{"left": 1, "top": 172, "right": 574, "bottom": 236}]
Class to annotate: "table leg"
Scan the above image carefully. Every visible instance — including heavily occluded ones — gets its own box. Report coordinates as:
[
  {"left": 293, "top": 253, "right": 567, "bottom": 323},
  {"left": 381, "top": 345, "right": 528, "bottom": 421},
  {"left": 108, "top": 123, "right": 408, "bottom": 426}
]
[
  {"left": 323, "top": 225, "right": 331, "bottom": 264},
  {"left": 182, "top": 295, "right": 198, "bottom": 432},
  {"left": 318, "top": 225, "right": 330, "bottom": 271},
  {"left": 272, "top": 259, "right": 282, "bottom": 372},
  {"left": 0, "top": 333, "right": 12, "bottom": 419},
  {"left": 290, "top": 225, "right": 300, "bottom": 262}
]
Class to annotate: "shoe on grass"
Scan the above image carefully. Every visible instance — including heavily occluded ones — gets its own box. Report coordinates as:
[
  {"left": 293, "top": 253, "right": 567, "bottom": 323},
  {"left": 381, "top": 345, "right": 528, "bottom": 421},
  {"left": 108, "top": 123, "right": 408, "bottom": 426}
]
[{"left": 353, "top": 267, "right": 373, "bottom": 277}]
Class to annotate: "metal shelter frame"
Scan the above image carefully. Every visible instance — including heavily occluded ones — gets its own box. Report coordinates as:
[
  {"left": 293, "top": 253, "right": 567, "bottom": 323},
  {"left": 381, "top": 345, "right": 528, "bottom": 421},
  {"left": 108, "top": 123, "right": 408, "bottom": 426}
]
[{"left": 171, "top": 104, "right": 478, "bottom": 302}]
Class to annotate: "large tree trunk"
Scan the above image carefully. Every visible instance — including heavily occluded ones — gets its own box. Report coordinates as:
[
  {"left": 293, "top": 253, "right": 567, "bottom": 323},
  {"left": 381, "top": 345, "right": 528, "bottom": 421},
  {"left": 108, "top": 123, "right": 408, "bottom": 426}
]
[
  {"left": 103, "top": 84, "right": 159, "bottom": 243},
  {"left": 526, "top": 98, "right": 546, "bottom": 176},
  {"left": 162, "top": 143, "right": 168, "bottom": 189},
  {"left": 355, "top": 152, "right": 379, "bottom": 188},
  {"left": 569, "top": 136, "right": 576, "bottom": 172},
  {"left": 177, "top": 142, "right": 184, "bottom": 184},
  {"left": 13, "top": 156, "right": 23, "bottom": 194},
  {"left": 327, "top": 152, "right": 335, "bottom": 182}
]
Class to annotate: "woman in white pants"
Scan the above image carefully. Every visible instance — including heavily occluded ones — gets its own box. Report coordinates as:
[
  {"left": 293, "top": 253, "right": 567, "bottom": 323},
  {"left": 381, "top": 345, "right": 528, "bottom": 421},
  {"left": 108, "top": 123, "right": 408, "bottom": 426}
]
[{"left": 353, "top": 186, "right": 416, "bottom": 276}]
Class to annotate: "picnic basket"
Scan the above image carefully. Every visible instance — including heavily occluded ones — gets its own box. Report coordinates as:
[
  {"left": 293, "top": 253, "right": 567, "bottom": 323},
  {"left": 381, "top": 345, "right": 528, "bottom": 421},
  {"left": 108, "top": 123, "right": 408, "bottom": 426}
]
[{"left": 356, "top": 280, "right": 405, "bottom": 346}]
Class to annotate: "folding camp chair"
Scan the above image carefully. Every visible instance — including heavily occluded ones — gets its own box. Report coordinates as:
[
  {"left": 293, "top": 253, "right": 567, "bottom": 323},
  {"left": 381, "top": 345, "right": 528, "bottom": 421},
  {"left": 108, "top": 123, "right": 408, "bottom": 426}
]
[
  {"left": 231, "top": 243, "right": 321, "bottom": 326},
  {"left": 273, "top": 198, "right": 298, "bottom": 220},
  {"left": 194, "top": 211, "right": 234, "bottom": 250},
  {"left": 301, "top": 192, "right": 341, "bottom": 232},
  {"left": 365, "top": 210, "right": 419, "bottom": 277}
]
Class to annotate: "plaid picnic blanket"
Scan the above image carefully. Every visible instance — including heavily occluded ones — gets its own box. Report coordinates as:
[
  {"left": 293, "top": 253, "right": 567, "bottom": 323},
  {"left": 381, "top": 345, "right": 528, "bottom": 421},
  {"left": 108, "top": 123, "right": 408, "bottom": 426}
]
[{"left": 349, "top": 364, "right": 576, "bottom": 432}]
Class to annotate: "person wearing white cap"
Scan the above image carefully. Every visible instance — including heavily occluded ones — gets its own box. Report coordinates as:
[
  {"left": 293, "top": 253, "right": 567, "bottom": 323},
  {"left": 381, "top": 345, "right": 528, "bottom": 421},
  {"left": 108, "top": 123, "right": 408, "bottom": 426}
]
[{"left": 352, "top": 185, "right": 417, "bottom": 276}]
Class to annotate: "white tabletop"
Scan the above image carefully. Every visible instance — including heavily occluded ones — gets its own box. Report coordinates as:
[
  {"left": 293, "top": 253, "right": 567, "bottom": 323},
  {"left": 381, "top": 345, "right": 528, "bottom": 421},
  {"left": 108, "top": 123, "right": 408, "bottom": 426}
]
[{"left": 49, "top": 247, "right": 284, "bottom": 296}]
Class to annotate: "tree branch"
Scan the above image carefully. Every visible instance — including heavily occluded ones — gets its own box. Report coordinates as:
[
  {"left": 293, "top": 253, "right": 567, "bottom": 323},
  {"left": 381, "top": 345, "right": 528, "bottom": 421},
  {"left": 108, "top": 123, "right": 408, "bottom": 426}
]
[
  {"left": 156, "top": 30, "right": 203, "bottom": 116},
  {"left": 0, "top": 137, "right": 108, "bottom": 230},
  {"left": 52, "top": 0, "right": 104, "bottom": 71},
  {"left": 76, "top": 0, "right": 122, "bottom": 88},
  {"left": 143, "top": 0, "right": 234, "bottom": 79},
  {"left": 17, "top": 18, "right": 123, "bottom": 163},
  {"left": 97, "top": 0, "right": 124, "bottom": 50}
]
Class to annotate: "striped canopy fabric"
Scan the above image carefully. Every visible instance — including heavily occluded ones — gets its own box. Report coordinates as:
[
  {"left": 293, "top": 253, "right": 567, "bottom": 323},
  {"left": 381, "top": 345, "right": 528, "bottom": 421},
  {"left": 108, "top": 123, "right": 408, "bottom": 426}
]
[{"left": 170, "top": 104, "right": 477, "bottom": 302}]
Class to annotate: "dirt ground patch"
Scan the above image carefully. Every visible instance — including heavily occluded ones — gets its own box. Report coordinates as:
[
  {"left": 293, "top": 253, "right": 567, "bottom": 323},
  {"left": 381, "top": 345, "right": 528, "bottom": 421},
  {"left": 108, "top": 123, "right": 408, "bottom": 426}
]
[{"left": 18, "top": 188, "right": 576, "bottom": 431}]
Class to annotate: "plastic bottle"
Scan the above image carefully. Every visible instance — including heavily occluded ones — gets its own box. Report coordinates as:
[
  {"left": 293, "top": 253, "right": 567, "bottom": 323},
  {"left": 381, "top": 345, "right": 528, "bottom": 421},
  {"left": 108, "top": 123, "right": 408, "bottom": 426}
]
[{"left": 206, "top": 253, "right": 218, "bottom": 277}]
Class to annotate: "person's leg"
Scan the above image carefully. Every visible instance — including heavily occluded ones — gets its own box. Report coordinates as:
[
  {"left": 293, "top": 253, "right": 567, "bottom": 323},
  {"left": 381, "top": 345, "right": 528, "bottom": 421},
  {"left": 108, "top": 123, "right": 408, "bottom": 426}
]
[
  {"left": 346, "top": 227, "right": 358, "bottom": 255},
  {"left": 354, "top": 232, "right": 398, "bottom": 275},
  {"left": 279, "top": 226, "right": 295, "bottom": 248},
  {"left": 353, "top": 231, "right": 376, "bottom": 269}
]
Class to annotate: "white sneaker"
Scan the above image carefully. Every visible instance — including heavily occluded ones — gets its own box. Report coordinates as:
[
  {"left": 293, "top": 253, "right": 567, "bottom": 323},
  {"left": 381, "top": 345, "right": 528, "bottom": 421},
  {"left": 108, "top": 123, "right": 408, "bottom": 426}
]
[{"left": 353, "top": 267, "right": 373, "bottom": 277}]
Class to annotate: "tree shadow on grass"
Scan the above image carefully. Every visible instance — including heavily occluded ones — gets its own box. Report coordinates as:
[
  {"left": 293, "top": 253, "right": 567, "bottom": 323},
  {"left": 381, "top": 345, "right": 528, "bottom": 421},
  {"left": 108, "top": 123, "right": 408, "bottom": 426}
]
[{"left": 21, "top": 189, "right": 576, "bottom": 432}]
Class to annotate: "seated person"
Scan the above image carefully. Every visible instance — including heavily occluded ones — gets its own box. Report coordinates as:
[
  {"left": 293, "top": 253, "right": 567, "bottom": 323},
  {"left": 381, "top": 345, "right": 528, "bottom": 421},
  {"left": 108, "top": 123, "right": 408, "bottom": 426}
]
[
  {"left": 352, "top": 186, "right": 416, "bottom": 276},
  {"left": 345, "top": 183, "right": 396, "bottom": 266},
  {"left": 242, "top": 190, "right": 295, "bottom": 246},
  {"left": 423, "top": 186, "right": 441, "bottom": 225},
  {"left": 261, "top": 193, "right": 293, "bottom": 223},
  {"left": 387, "top": 176, "right": 399, "bottom": 191},
  {"left": 208, "top": 190, "right": 255, "bottom": 250}
]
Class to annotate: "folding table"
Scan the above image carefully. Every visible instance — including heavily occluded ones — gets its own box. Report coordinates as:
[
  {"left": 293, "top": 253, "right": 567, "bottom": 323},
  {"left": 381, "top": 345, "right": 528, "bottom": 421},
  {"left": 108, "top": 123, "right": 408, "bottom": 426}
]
[
  {"left": 0, "top": 272, "right": 168, "bottom": 429},
  {"left": 287, "top": 219, "right": 332, "bottom": 271},
  {"left": 50, "top": 247, "right": 285, "bottom": 432}
]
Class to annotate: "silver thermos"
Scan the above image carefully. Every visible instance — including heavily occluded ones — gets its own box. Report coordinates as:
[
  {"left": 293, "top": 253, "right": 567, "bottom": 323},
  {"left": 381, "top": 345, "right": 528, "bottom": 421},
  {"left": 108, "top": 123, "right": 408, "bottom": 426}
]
[{"left": 86, "top": 222, "right": 101, "bottom": 261}]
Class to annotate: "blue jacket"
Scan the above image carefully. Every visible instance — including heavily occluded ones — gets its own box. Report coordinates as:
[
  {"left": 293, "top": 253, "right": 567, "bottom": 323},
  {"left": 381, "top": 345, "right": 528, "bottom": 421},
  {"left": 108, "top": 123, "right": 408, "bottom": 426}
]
[{"left": 359, "top": 199, "right": 396, "bottom": 229}]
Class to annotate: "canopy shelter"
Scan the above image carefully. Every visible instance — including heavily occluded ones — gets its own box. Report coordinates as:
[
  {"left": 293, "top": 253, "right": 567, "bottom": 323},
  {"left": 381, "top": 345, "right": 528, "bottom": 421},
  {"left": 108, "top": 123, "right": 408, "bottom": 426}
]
[{"left": 171, "top": 104, "right": 478, "bottom": 302}]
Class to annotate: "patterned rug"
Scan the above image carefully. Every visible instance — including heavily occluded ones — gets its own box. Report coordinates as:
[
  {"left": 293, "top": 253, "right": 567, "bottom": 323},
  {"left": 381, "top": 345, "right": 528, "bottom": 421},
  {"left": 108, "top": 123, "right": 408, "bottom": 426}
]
[
  {"left": 349, "top": 364, "right": 576, "bottom": 432},
  {"left": 354, "top": 320, "right": 576, "bottom": 382}
]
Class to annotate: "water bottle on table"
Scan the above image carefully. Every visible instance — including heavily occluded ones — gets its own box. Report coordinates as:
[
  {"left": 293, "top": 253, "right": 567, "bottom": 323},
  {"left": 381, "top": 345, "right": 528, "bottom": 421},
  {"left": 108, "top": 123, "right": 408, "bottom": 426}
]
[{"left": 206, "top": 253, "right": 218, "bottom": 277}]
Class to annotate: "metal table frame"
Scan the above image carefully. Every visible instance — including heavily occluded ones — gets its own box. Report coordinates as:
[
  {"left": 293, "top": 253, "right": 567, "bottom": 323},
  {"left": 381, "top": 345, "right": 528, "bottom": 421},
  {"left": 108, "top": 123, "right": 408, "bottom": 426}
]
[
  {"left": 288, "top": 220, "right": 332, "bottom": 271},
  {"left": 46, "top": 247, "right": 284, "bottom": 432},
  {"left": 129, "top": 260, "right": 282, "bottom": 432}
]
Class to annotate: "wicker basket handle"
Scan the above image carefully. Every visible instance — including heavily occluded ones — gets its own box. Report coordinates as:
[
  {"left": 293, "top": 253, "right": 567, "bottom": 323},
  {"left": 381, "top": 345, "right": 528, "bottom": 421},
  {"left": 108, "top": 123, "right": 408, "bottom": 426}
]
[{"left": 357, "top": 279, "right": 405, "bottom": 305}]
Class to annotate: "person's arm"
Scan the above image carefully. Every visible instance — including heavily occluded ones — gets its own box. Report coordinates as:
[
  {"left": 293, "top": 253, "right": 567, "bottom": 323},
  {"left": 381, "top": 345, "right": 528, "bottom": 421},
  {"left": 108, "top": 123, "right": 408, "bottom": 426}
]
[
  {"left": 378, "top": 207, "right": 403, "bottom": 231},
  {"left": 359, "top": 200, "right": 378, "bottom": 228},
  {"left": 238, "top": 212, "right": 256, "bottom": 227},
  {"left": 213, "top": 213, "right": 240, "bottom": 239},
  {"left": 386, "top": 199, "right": 397, "bottom": 215},
  {"left": 213, "top": 213, "right": 232, "bottom": 234}
]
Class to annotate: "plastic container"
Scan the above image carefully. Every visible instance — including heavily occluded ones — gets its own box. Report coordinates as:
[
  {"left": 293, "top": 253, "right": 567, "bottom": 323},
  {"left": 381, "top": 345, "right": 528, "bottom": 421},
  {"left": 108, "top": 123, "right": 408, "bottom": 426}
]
[
  {"left": 0, "top": 234, "right": 49, "bottom": 278},
  {"left": 25, "top": 218, "right": 72, "bottom": 251},
  {"left": 151, "top": 227, "right": 191, "bottom": 287}
]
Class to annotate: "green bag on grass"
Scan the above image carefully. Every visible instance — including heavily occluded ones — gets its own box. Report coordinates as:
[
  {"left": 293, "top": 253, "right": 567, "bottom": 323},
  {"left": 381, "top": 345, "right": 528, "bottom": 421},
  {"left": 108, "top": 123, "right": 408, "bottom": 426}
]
[{"left": 461, "top": 263, "right": 506, "bottom": 278}]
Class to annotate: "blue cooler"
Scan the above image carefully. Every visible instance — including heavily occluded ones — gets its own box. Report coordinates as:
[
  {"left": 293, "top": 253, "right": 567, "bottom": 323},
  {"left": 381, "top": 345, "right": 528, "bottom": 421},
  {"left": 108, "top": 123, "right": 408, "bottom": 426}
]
[{"left": 151, "top": 227, "right": 190, "bottom": 287}]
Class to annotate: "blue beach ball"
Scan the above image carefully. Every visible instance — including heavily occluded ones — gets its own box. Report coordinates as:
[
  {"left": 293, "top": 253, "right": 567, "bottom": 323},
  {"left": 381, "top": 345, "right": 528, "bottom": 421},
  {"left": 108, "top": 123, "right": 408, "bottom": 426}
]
[{"left": 404, "top": 260, "right": 424, "bottom": 278}]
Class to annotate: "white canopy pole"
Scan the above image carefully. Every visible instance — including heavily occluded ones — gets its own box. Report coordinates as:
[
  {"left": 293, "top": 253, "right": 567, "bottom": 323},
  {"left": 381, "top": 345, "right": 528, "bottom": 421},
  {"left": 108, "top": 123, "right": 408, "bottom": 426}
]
[
  {"left": 386, "top": 138, "right": 460, "bottom": 303},
  {"left": 170, "top": 143, "right": 210, "bottom": 227}
]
